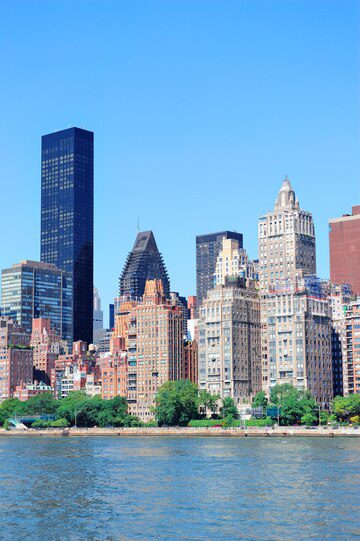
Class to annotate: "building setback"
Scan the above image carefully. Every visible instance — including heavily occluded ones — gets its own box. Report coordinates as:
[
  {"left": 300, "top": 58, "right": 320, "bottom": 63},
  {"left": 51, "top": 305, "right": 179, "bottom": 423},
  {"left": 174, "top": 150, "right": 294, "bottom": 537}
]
[
  {"left": 1, "top": 260, "right": 72, "bottom": 344},
  {"left": 41, "top": 127, "right": 94, "bottom": 346},
  {"left": 119, "top": 231, "right": 170, "bottom": 300},
  {"left": 196, "top": 231, "right": 243, "bottom": 315},
  {"left": 329, "top": 206, "right": 360, "bottom": 296}
]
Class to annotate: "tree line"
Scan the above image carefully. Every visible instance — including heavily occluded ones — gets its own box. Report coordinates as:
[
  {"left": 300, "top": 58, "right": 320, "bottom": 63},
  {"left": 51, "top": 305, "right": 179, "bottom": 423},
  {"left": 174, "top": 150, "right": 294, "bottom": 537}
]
[{"left": 0, "top": 382, "right": 359, "bottom": 428}]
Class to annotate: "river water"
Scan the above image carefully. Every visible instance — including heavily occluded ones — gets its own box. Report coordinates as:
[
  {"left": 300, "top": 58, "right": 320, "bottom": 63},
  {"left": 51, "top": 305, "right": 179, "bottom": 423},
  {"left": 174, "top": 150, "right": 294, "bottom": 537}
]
[{"left": 0, "top": 436, "right": 359, "bottom": 540}]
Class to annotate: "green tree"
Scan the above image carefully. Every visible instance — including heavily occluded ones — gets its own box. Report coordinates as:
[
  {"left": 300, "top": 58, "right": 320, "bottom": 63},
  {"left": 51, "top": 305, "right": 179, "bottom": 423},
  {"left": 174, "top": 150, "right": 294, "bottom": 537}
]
[
  {"left": 0, "top": 398, "right": 24, "bottom": 426},
  {"left": 332, "top": 395, "right": 360, "bottom": 420},
  {"left": 21, "top": 392, "right": 57, "bottom": 415},
  {"left": 252, "top": 391, "right": 268, "bottom": 412},
  {"left": 301, "top": 412, "right": 317, "bottom": 426},
  {"left": 197, "top": 389, "right": 220, "bottom": 417},
  {"left": 154, "top": 380, "right": 199, "bottom": 426},
  {"left": 220, "top": 397, "right": 238, "bottom": 419},
  {"left": 270, "top": 384, "right": 317, "bottom": 426}
]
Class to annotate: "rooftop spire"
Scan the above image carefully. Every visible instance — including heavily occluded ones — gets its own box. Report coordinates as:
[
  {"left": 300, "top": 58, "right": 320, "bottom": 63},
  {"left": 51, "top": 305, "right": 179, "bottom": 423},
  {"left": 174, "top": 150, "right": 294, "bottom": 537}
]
[{"left": 275, "top": 176, "right": 296, "bottom": 209}]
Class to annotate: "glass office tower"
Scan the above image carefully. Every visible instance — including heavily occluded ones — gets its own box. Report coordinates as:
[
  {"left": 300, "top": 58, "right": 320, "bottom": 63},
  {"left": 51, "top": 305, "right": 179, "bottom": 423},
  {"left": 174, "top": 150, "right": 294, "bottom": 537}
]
[
  {"left": 41, "top": 127, "right": 94, "bottom": 346},
  {"left": 1, "top": 260, "right": 72, "bottom": 344}
]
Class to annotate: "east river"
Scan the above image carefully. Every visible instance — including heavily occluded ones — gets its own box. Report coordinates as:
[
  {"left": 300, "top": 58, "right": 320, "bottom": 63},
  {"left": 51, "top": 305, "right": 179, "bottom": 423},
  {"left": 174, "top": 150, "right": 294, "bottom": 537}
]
[{"left": 0, "top": 436, "right": 359, "bottom": 540}]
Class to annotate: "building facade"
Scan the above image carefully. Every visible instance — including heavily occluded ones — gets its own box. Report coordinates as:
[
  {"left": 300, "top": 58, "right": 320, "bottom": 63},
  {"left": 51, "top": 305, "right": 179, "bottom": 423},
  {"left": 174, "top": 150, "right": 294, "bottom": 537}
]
[
  {"left": 31, "top": 318, "right": 66, "bottom": 384},
  {"left": 41, "top": 127, "right": 94, "bottom": 345},
  {"left": 344, "top": 298, "right": 360, "bottom": 395},
  {"left": 1, "top": 260, "right": 72, "bottom": 344},
  {"left": 329, "top": 283, "right": 353, "bottom": 397},
  {"left": 329, "top": 205, "right": 360, "bottom": 296},
  {"left": 263, "top": 273, "right": 333, "bottom": 407},
  {"left": 214, "top": 238, "right": 258, "bottom": 286},
  {"left": 126, "top": 280, "right": 184, "bottom": 421},
  {"left": 258, "top": 178, "right": 318, "bottom": 392},
  {"left": 258, "top": 178, "right": 316, "bottom": 294},
  {"left": 198, "top": 278, "right": 261, "bottom": 404},
  {"left": 196, "top": 231, "right": 243, "bottom": 315},
  {"left": 119, "top": 231, "right": 170, "bottom": 299},
  {"left": 0, "top": 319, "right": 33, "bottom": 401}
]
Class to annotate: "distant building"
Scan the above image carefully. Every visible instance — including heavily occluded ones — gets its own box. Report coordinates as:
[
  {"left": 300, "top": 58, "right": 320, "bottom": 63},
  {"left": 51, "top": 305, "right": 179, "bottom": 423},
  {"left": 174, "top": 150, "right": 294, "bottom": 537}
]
[
  {"left": 329, "top": 205, "right": 360, "bottom": 296},
  {"left": 196, "top": 231, "right": 243, "bottom": 315},
  {"left": 183, "top": 340, "right": 198, "bottom": 384},
  {"left": 198, "top": 277, "right": 261, "bottom": 404},
  {"left": 187, "top": 296, "right": 197, "bottom": 319},
  {"left": 214, "top": 238, "right": 258, "bottom": 286},
  {"left": 1, "top": 260, "right": 72, "bottom": 344},
  {"left": 170, "top": 292, "right": 189, "bottom": 337},
  {"left": 109, "top": 304, "right": 115, "bottom": 329},
  {"left": 93, "top": 287, "right": 104, "bottom": 343},
  {"left": 0, "top": 319, "right": 33, "bottom": 401},
  {"left": 119, "top": 231, "right": 170, "bottom": 299},
  {"left": 41, "top": 127, "right": 94, "bottom": 345},
  {"left": 96, "top": 330, "right": 112, "bottom": 354}
]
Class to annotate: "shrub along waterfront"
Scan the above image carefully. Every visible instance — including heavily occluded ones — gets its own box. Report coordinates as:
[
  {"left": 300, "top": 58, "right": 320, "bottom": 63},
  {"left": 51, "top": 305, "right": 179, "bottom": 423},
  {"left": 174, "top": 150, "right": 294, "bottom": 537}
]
[{"left": 0, "top": 383, "right": 359, "bottom": 429}]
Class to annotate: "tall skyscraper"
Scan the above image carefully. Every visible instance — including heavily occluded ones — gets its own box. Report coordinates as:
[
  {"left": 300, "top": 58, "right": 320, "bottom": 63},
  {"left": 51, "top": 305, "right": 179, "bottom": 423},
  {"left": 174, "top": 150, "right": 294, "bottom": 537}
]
[
  {"left": 258, "top": 179, "right": 333, "bottom": 406},
  {"left": 1, "top": 260, "right": 72, "bottom": 344},
  {"left": 119, "top": 231, "right": 170, "bottom": 299},
  {"left": 329, "top": 205, "right": 360, "bottom": 296},
  {"left": 196, "top": 231, "right": 243, "bottom": 313},
  {"left": 41, "top": 127, "right": 94, "bottom": 346}
]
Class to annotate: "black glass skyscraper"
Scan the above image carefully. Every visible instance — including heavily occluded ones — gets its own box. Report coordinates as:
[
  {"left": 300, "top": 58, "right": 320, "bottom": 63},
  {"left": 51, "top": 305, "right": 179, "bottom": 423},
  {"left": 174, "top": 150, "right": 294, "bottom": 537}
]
[
  {"left": 196, "top": 231, "right": 243, "bottom": 313},
  {"left": 41, "top": 127, "right": 94, "bottom": 346},
  {"left": 119, "top": 231, "right": 170, "bottom": 299}
]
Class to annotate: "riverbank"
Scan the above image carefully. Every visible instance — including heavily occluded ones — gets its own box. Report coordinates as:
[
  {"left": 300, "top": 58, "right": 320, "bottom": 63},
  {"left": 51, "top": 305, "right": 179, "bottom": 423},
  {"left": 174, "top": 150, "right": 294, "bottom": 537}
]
[{"left": 1, "top": 426, "right": 360, "bottom": 437}]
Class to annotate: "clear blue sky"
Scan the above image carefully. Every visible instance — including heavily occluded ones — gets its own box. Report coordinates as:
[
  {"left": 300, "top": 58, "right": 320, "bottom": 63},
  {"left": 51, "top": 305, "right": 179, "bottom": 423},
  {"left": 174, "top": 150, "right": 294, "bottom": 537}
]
[{"left": 1, "top": 0, "right": 359, "bottom": 325}]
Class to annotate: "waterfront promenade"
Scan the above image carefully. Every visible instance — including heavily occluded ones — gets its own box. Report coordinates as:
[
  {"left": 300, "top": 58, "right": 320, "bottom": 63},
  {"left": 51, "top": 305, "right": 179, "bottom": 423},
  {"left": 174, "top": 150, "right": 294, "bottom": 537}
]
[{"left": 1, "top": 426, "right": 359, "bottom": 437}]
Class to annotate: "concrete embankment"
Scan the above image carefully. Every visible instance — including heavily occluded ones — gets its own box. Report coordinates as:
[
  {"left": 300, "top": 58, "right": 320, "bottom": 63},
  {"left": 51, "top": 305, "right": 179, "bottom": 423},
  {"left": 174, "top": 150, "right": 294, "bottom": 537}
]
[{"left": 1, "top": 427, "right": 359, "bottom": 437}]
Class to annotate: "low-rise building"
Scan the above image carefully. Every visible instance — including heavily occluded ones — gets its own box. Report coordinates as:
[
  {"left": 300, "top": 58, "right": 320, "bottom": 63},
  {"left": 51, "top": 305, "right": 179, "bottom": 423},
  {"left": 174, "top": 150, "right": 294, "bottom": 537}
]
[{"left": 13, "top": 381, "right": 52, "bottom": 401}]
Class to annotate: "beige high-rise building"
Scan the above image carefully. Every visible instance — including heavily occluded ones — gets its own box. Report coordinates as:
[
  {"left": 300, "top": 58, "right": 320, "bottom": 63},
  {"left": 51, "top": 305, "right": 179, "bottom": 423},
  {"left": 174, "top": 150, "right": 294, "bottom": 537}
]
[
  {"left": 127, "top": 280, "right": 184, "bottom": 421},
  {"left": 259, "top": 179, "right": 333, "bottom": 406},
  {"left": 214, "top": 238, "right": 258, "bottom": 285},
  {"left": 264, "top": 272, "right": 333, "bottom": 407},
  {"left": 198, "top": 277, "right": 261, "bottom": 404},
  {"left": 258, "top": 177, "right": 316, "bottom": 294}
]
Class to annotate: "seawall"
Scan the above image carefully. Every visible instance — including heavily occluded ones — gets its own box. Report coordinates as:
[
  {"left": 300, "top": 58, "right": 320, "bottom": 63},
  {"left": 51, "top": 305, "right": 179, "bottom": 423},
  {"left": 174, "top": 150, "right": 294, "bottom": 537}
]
[{"left": 1, "top": 426, "right": 359, "bottom": 437}]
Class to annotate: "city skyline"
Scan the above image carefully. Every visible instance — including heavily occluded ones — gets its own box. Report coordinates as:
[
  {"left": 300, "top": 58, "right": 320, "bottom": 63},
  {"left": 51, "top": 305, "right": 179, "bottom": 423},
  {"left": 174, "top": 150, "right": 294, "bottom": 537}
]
[{"left": 0, "top": 1, "right": 359, "bottom": 319}]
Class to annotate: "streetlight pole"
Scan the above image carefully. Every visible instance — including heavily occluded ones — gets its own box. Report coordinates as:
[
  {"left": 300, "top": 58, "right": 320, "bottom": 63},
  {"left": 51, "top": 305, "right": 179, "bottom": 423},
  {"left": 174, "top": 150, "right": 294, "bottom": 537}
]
[{"left": 318, "top": 405, "right": 321, "bottom": 427}]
